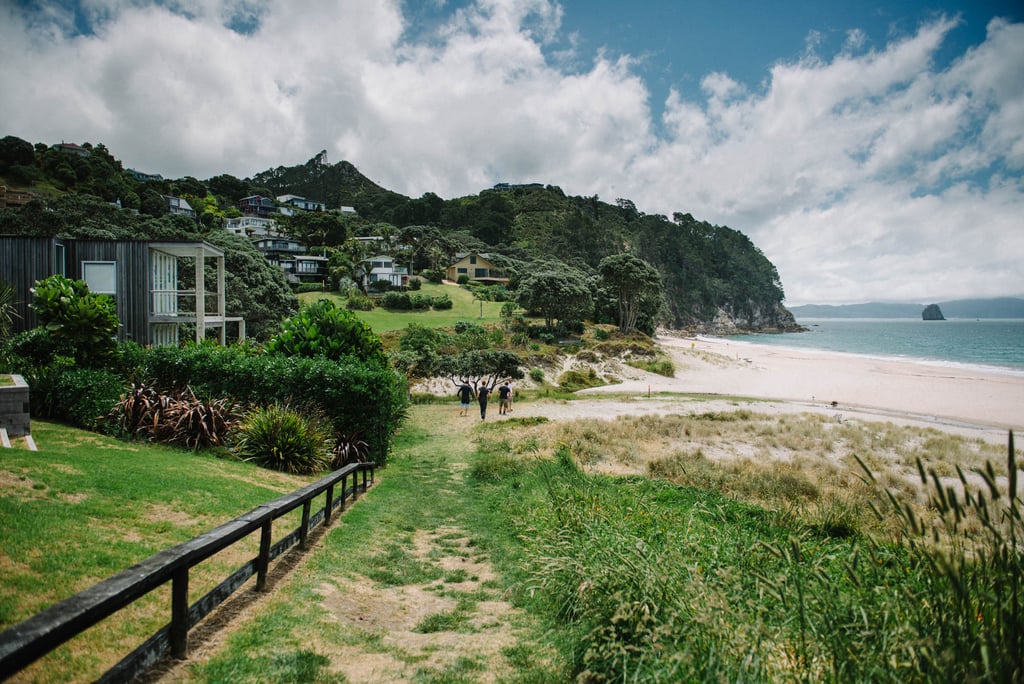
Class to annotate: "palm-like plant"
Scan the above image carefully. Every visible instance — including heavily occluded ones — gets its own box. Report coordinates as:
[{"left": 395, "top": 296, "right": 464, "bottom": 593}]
[{"left": 0, "top": 280, "right": 20, "bottom": 338}]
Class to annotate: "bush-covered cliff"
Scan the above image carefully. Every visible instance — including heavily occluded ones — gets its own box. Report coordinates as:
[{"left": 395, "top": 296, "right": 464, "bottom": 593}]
[{"left": 2, "top": 137, "right": 799, "bottom": 332}]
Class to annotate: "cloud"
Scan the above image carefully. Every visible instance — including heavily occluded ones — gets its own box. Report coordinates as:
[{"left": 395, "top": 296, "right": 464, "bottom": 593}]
[{"left": 0, "top": 0, "right": 1021, "bottom": 304}]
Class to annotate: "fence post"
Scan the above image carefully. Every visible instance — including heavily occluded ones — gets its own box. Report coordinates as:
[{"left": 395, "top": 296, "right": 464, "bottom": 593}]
[
  {"left": 325, "top": 483, "right": 335, "bottom": 524},
  {"left": 256, "top": 520, "right": 272, "bottom": 591},
  {"left": 340, "top": 474, "right": 347, "bottom": 511},
  {"left": 300, "top": 501, "right": 311, "bottom": 549},
  {"left": 170, "top": 568, "right": 189, "bottom": 659}
]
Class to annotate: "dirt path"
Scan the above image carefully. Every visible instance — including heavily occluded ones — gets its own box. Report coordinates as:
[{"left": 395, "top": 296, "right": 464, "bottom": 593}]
[{"left": 148, "top": 405, "right": 547, "bottom": 683}]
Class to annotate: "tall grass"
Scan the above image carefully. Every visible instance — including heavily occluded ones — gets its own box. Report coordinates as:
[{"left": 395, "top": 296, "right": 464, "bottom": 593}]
[{"left": 471, "top": 421, "right": 1023, "bottom": 682}]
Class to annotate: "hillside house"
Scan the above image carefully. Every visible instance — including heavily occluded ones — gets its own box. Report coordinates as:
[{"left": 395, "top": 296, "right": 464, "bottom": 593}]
[
  {"left": 363, "top": 255, "right": 408, "bottom": 288},
  {"left": 445, "top": 253, "right": 508, "bottom": 284},
  {"left": 238, "top": 195, "right": 277, "bottom": 218},
  {"left": 224, "top": 215, "right": 279, "bottom": 238},
  {"left": 276, "top": 194, "right": 326, "bottom": 214},
  {"left": 281, "top": 255, "right": 329, "bottom": 284},
  {"left": 0, "top": 236, "right": 244, "bottom": 346},
  {"left": 163, "top": 195, "right": 195, "bottom": 218}
]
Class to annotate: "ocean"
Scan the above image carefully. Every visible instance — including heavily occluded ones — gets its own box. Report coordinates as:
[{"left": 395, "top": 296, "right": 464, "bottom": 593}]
[{"left": 732, "top": 318, "right": 1024, "bottom": 375}]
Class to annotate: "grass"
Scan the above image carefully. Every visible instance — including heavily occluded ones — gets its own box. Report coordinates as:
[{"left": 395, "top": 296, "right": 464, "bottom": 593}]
[
  {"left": 469, "top": 419, "right": 1022, "bottom": 682},
  {"left": 299, "top": 282, "right": 506, "bottom": 332},
  {"left": 0, "top": 421, "right": 317, "bottom": 683},
  {"left": 184, "top": 404, "right": 561, "bottom": 683},
  {"left": 9, "top": 402, "right": 1019, "bottom": 682},
  {"left": 0, "top": 374, "right": 13, "bottom": 387}
]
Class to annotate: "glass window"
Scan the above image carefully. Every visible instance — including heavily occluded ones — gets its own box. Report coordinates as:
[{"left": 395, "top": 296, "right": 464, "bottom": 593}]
[{"left": 82, "top": 261, "right": 116, "bottom": 294}]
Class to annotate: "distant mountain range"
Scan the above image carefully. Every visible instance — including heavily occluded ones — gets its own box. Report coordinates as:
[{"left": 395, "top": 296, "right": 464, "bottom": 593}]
[{"left": 788, "top": 297, "right": 1024, "bottom": 319}]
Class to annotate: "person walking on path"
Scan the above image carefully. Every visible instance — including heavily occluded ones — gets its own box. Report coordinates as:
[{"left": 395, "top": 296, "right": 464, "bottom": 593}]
[
  {"left": 498, "top": 382, "right": 512, "bottom": 415},
  {"left": 457, "top": 381, "right": 475, "bottom": 417},
  {"left": 477, "top": 383, "right": 493, "bottom": 420}
]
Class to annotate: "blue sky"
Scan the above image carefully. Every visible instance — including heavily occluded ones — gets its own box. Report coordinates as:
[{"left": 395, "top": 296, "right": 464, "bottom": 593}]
[{"left": 1, "top": 0, "right": 1022, "bottom": 305}]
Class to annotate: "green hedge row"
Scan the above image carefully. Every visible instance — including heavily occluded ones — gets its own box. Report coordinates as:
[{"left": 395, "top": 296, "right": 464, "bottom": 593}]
[{"left": 141, "top": 344, "right": 407, "bottom": 465}]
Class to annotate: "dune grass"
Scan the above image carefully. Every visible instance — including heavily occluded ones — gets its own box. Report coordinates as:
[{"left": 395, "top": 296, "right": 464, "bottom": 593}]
[
  {"left": 0, "top": 421, "right": 317, "bottom": 683},
  {"left": 470, "top": 414, "right": 1022, "bottom": 682}
]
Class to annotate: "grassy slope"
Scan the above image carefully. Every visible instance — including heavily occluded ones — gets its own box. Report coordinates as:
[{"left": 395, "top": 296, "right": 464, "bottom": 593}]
[
  {"left": 0, "top": 421, "right": 317, "bottom": 683},
  {"left": 298, "top": 282, "right": 506, "bottom": 332}
]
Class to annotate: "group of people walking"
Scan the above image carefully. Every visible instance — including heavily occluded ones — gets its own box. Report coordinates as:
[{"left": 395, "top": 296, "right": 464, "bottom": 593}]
[{"left": 457, "top": 379, "right": 513, "bottom": 419}]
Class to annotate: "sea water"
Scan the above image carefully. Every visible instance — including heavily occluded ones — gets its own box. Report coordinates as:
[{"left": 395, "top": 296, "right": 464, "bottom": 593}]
[{"left": 733, "top": 318, "right": 1024, "bottom": 374}]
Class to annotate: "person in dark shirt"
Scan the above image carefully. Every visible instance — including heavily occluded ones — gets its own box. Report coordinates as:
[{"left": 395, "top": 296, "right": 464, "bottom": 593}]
[
  {"left": 457, "top": 381, "right": 474, "bottom": 417},
  {"left": 477, "top": 383, "right": 492, "bottom": 419},
  {"left": 498, "top": 382, "right": 511, "bottom": 415}
]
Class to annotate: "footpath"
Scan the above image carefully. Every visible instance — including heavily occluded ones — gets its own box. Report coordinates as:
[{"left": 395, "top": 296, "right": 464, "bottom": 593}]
[{"left": 150, "top": 404, "right": 552, "bottom": 683}]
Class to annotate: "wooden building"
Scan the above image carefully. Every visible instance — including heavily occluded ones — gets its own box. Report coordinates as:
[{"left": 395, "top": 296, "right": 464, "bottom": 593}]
[{"left": 0, "top": 236, "right": 244, "bottom": 346}]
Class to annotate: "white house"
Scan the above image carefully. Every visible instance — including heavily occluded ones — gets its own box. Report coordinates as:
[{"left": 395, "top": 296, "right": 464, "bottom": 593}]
[
  {"left": 276, "top": 194, "right": 327, "bottom": 213},
  {"left": 224, "top": 215, "right": 279, "bottom": 238},
  {"left": 363, "top": 255, "right": 408, "bottom": 287}
]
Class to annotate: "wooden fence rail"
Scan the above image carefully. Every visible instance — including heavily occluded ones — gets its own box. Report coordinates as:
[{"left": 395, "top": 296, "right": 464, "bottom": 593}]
[{"left": 0, "top": 462, "right": 375, "bottom": 682}]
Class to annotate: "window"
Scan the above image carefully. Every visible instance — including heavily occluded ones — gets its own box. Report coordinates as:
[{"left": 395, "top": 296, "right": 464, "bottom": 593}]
[
  {"left": 457, "top": 267, "right": 468, "bottom": 274},
  {"left": 470, "top": 255, "right": 477, "bottom": 264},
  {"left": 475, "top": 268, "right": 488, "bottom": 278},
  {"left": 82, "top": 261, "right": 116, "bottom": 294},
  {"left": 54, "top": 244, "right": 66, "bottom": 276}
]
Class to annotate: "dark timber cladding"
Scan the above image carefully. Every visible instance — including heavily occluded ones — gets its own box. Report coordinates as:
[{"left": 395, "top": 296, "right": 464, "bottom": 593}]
[
  {"left": 0, "top": 236, "right": 66, "bottom": 335},
  {"left": 0, "top": 236, "right": 149, "bottom": 344}
]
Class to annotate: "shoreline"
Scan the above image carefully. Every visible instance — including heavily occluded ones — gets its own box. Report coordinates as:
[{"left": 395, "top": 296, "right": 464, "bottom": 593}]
[{"left": 571, "top": 333, "right": 1023, "bottom": 439}]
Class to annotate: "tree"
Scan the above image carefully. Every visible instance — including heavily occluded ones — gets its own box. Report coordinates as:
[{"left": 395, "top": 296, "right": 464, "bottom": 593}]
[
  {"left": 437, "top": 349, "right": 523, "bottom": 390},
  {"left": 598, "top": 253, "right": 664, "bottom": 334},
  {"left": 0, "top": 135, "right": 35, "bottom": 169},
  {"left": 516, "top": 268, "right": 593, "bottom": 331}
]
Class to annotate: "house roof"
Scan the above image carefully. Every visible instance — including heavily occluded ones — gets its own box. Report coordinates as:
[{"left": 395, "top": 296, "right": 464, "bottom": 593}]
[{"left": 149, "top": 241, "right": 224, "bottom": 259}]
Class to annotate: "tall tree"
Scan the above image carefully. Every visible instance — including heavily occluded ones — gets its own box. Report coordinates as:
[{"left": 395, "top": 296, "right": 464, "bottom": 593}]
[
  {"left": 516, "top": 268, "right": 593, "bottom": 331},
  {"left": 598, "top": 253, "right": 664, "bottom": 334}
]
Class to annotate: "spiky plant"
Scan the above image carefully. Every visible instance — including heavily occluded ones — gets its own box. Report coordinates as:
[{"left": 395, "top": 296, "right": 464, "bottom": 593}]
[{"left": 232, "top": 403, "right": 333, "bottom": 474}]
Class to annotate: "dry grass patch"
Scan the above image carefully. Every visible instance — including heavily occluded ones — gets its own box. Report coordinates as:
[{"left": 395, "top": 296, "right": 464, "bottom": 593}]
[{"left": 495, "top": 409, "right": 1012, "bottom": 533}]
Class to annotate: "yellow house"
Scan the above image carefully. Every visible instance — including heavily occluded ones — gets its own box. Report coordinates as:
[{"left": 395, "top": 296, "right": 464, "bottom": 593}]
[{"left": 445, "top": 253, "right": 508, "bottom": 284}]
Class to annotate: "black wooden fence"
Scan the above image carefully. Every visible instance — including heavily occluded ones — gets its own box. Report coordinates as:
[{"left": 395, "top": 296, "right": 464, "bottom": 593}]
[{"left": 0, "top": 462, "right": 375, "bottom": 682}]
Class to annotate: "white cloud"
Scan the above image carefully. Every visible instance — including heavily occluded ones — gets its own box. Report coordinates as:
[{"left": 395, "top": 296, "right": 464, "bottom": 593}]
[{"left": 0, "top": 1, "right": 1021, "bottom": 304}]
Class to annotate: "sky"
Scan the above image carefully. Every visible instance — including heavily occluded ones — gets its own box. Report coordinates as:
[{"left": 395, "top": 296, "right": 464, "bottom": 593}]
[{"left": 1, "top": 0, "right": 1022, "bottom": 306}]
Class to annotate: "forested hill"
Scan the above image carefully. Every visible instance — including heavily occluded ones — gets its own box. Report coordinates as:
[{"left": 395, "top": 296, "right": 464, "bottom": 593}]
[
  {"left": 249, "top": 154, "right": 799, "bottom": 332},
  {"left": 0, "top": 137, "right": 799, "bottom": 332}
]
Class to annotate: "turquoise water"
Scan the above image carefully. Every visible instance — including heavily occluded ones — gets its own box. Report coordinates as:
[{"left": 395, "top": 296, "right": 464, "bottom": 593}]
[{"left": 734, "top": 318, "right": 1024, "bottom": 374}]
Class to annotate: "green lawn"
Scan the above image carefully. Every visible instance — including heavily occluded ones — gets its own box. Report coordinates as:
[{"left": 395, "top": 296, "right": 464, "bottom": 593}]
[
  {"left": 0, "top": 421, "right": 317, "bottom": 683},
  {"left": 299, "top": 282, "right": 507, "bottom": 332}
]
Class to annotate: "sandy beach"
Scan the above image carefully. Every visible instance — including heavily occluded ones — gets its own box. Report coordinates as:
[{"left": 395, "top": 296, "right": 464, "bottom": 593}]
[{"left": 506, "top": 333, "right": 1023, "bottom": 446}]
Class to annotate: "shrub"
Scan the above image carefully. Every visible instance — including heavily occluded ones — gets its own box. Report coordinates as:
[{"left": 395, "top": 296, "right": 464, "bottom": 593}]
[
  {"left": 529, "top": 367, "right": 545, "bottom": 383},
  {"left": 0, "top": 280, "right": 16, "bottom": 339},
  {"left": 108, "top": 383, "right": 240, "bottom": 448},
  {"left": 592, "top": 328, "right": 611, "bottom": 341},
  {"left": 431, "top": 294, "right": 453, "bottom": 310},
  {"left": 421, "top": 269, "right": 443, "bottom": 284},
  {"left": 382, "top": 291, "right": 412, "bottom": 310},
  {"left": 142, "top": 344, "right": 407, "bottom": 465},
  {"left": 268, "top": 299, "right": 386, "bottom": 366},
  {"left": 410, "top": 294, "right": 432, "bottom": 310},
  {"left": 3, "top": 327, "right": 75, "bottom": 370},
  {"left": 44, "top": 366, "right": 125, "bottom": 432},
  {"left": 457, "top": 274, "right": 470, "bottom": 285},
  {"left": 232, "top": 403, "right": 332, "bottom": 474},
  {"left": 557, "top": 368, "right": 602, "bottom": 391},
  {"left": 369, "top": 280, "right": 391, "bottom": 293},
  {"left": 30, "top": 274, "right": 119, "bottom": 367},
  {"left": 408, "top": 278, "right": 422, "bottom": 291},
  {"left": 346, "top": 295, "right": 375, "bottom": 311}
]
